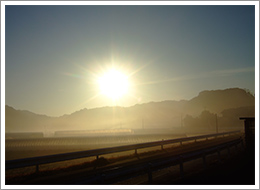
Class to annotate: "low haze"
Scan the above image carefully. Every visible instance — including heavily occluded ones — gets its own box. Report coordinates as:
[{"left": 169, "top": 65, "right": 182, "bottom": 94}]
[
  {"left": 5, "top": 4, "right": 255, "bottom": 117},
  {"left": 5, "top": 88, "right": 255, "bottom": 137}
]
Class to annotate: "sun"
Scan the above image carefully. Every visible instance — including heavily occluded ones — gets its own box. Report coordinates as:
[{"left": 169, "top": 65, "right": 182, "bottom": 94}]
[{"left": 97, "top": 69, "right": 130, "bottom": 100}]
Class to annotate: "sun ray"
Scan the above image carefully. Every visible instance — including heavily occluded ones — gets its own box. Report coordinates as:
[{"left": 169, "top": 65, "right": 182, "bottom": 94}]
[
  {"left": 62, "top": 72, "right": 86, "bottom": 79},
  {"left": 133, "top": 67, "right": 255, "bottom": 87},
  {"left": 71, "top": 93, "right": 102, "bottom": 112},
  {"left": 133, "top": 77, "right": 183, "bottom": 86},
  {"left": 127, "top": 62, "right": 151, "bottom": 78}
]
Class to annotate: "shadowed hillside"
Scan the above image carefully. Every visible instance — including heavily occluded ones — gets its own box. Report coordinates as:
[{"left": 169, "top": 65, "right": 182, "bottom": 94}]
[
  {"left": 186, "top": 88, "right": 254, "bottom": 115},
  {"left": 5, "top": 88, "right": 255, "bottom": 136},
  {"left": 5, "top": 106, "right": 52, "bottom": 133}
]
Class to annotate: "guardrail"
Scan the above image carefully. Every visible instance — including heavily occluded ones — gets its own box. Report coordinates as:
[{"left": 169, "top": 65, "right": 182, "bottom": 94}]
[
  {"left": 77, "top": 137, "right": 244, "bottom": 184},
  {"left": 6, "top": 130, "right": 242, "bottom": 172}
]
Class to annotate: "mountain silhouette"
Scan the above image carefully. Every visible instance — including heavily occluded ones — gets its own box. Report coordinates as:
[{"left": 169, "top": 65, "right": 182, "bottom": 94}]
[
  {"left": 5, "top": 88, "right": 255, "bottom": 136},
  {"left": 186, "top": 88, "right": 254, "bottom": 115},
  {"left": 5, "top": 106, "right": 52, "bottom": 133}
]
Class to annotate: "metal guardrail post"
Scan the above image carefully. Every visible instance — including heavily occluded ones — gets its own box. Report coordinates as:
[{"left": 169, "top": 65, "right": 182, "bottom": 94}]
[
  {"left": 240, "top": 139, "right": 245, "bottom": 151},
  {"left": 179, "top": 156, "right": 184, "bottom": 178},
  {"left": 147, "top": 163, "right": 153, "bottom": 184},
  {"left": 36, "top": 164, "right": 39, "bottom": 173},
  {"left": 202, "top": 153, "right": 207, "bottom": 169},
  {"left": 227, "top": 145, "right": 231, "bottom": 158},
  {"left": 217, "top": 149, "right": 221, "bottom": 163},
  {"left": 161, "top": 139, "right": 164, "bottom": 150}
]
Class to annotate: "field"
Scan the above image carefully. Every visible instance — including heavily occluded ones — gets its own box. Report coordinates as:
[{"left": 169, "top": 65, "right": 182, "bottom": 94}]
[
  {"left": 6, "top": 133, "right": 189, "bottom": 179},
  {"left": 6, "top": 134, "right": 187, "bottom": 160}
]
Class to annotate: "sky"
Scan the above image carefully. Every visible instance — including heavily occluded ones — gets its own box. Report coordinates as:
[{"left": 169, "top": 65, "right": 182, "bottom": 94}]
[{"left": 4, "top": 4, "right": 256, "bottom": 117}]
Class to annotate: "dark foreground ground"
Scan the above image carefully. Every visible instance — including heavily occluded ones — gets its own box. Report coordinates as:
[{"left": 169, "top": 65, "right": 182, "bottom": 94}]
[
  {"left": 6, "top": 134, "right": 255, "bottom": 185},
  {"left": 150, "top": 151, "right": 255, "bottom": 185}
]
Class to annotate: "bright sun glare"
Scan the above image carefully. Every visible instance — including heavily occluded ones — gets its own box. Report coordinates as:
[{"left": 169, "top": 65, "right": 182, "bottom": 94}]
[{"left": 98, "top": 69, "right": 129, "bottom": 100}]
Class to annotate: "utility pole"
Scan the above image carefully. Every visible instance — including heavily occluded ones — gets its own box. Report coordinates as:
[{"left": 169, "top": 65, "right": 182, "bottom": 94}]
[
  {"left": 181, "top": 114, "right": 183, "bottom": 128},
  {"left": 216, "top": 114, "right": 218, "bottom": 133}
]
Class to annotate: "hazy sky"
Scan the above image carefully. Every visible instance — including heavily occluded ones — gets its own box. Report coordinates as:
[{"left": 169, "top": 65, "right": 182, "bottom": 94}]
[{"left": 5, "top": 5, "right": 255, "bottom": 116}]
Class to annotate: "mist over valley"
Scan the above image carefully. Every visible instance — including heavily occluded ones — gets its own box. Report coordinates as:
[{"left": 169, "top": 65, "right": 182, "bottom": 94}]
[{"left": 5, "top": 88, "right": 255, "bottom": 138}]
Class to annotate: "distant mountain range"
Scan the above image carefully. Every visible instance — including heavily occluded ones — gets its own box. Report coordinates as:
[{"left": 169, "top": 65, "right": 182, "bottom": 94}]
[{"left": 6, "top": 88, "right": 255, "bottom": 136}]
